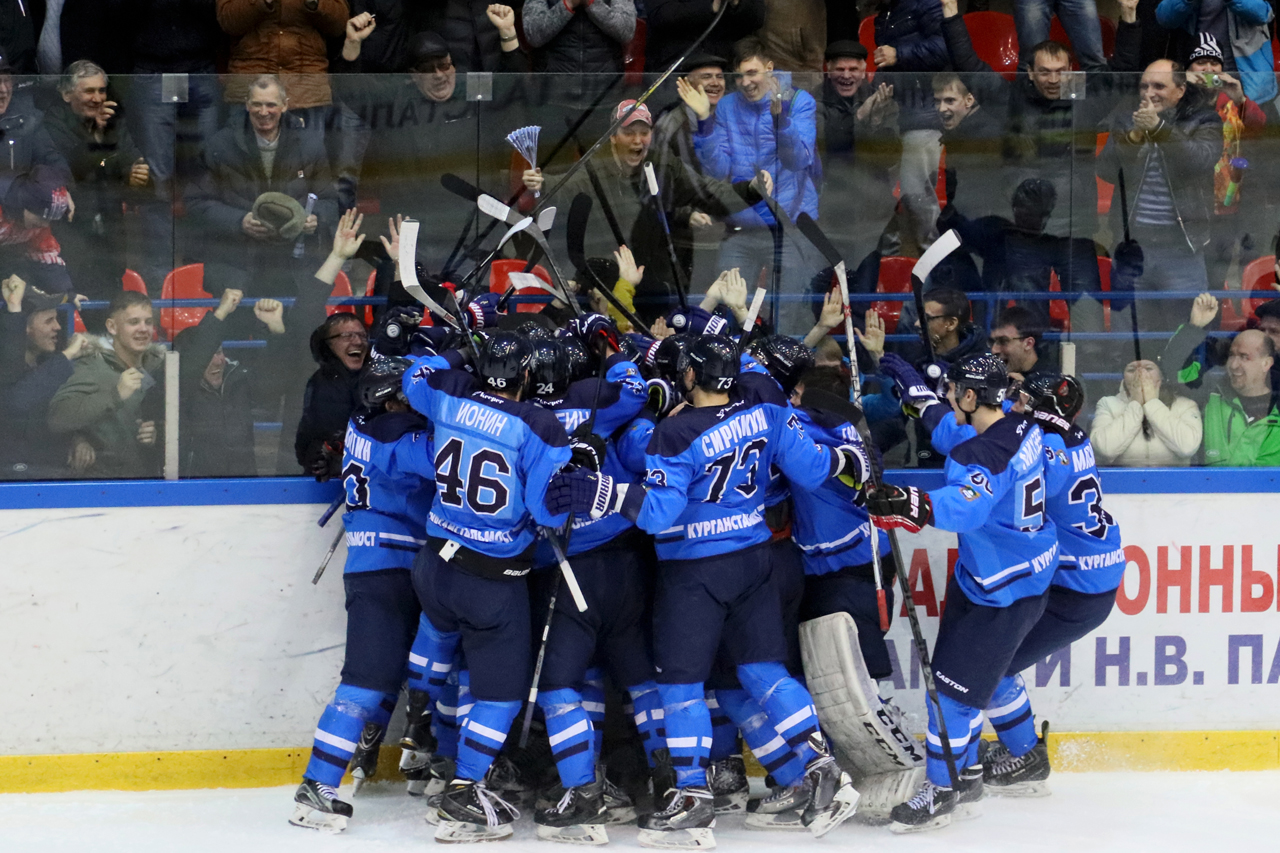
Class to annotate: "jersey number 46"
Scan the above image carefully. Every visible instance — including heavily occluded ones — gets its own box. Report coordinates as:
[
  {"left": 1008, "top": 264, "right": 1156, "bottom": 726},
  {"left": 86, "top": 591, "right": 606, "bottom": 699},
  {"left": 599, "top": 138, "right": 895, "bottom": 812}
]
[{"left": 434, "top": 437, "right": 512, "bottom": 515}]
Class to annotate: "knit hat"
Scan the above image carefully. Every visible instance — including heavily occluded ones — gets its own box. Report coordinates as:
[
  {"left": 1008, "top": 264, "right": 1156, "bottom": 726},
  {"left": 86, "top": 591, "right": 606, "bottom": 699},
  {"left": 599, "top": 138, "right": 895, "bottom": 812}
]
[{"left": 1188, "top": 33, "right": 1224, "bottom": 65}]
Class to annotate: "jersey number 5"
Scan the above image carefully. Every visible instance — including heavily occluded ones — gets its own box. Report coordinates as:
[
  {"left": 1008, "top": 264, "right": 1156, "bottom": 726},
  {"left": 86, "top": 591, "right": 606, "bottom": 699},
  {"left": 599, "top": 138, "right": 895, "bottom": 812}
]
[
  {"left": 435, "top": 437, "right": 512, "bottom": 515},
  {"left": 1018, "top": 475, "right": 1045, "bottom": 533}
]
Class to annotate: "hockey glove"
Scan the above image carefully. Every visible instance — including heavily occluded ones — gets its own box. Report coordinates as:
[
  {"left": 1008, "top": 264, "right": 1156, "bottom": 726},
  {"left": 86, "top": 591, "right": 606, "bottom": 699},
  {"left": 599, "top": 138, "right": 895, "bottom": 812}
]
[
  {"left": 879, "top": 353, "right": 941, "bottom": 420},
  {"left": 569, "top": 424, "right": 607, "bottom": 473},
  {"left": 865, "top": 484, "right": 933, "bottom": 534},
  {"left": 645, "top": 377, "right": 680, "bottom": 417},
  {"left": 545, "top": 468, "right": 643, "bottom": 520},
  {"left": 832, "top": 443, "right": 872, "bottom": 489},
  {"left": 568, "top": 312, "right": 621, "bottom": 354},
  {"left": 373, "top": 307, "right": 423, "bottom": 358},
  {"left": 464, "top": 292, "right": 502, "bottom": 331},
  {"left": 665, "top": 305, "right": 727, "bottom": 336}
]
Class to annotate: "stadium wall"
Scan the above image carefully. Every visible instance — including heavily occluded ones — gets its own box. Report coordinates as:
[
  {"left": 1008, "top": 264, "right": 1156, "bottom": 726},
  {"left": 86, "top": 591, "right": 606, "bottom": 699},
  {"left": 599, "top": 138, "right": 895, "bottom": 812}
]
[{"left": 1, "top": 473, "right": 1277, "bottom": 792}]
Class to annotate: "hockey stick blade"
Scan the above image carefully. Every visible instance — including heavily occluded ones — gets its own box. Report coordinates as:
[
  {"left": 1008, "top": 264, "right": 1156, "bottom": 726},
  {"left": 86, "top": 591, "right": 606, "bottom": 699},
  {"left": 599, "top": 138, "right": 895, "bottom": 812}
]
[
  {"left": 566, "top": 193, "right": 592, "bottom": 270},
  {"left": 741, "top": 284, "right": 767, "bottom": 335},
  {"left": 643, "top": 162, "right": 659, "bottom": 198},
  {"left": 478, "top": 193, "right": 522, "bottom": 226},
  {"left": 912, "top": 229, "right": 962, "bottom": 284},
  {"left": 795, "top": 212, "right": 843, "bottom": 268},
  {"left": 440, "top": 172, "right": 481, "bottom": 203},
  {"left": 538, "top": 206, "right": 557, "bottom": 234},
  {"left": 398, "top": 219, "right": 466, "bottom": 333}
]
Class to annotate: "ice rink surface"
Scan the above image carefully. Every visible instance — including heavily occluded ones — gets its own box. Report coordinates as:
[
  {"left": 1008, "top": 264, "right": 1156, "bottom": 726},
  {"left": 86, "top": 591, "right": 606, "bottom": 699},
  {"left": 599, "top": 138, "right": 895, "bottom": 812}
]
[{"left": 2, "top": 772, "right": 1278, "bottom": 853}]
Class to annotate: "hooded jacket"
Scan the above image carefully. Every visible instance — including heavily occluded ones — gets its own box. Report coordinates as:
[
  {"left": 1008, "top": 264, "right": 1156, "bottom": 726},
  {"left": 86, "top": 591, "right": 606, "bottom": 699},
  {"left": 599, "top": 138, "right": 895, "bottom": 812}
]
[
  {"left": 692, "top": 70, "right": 818, "bottom": 229},
  {"left": 0, "top": 309, "right": 76, "bottom": 476},
  {"left": 174, "top": 312, "right": 257, "bottom": 478},
  {"left": 1091, "top": 380, "right": 1202, "bottom": 467}
]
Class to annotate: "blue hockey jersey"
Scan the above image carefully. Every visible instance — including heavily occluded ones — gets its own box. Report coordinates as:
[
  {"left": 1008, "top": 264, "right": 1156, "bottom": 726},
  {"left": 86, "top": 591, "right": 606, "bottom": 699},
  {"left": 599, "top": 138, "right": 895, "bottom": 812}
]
[
  {"left": 930, "top": 415, "right": 1059, "bottom": 608},
  {"left": 536, "top": 353, "right": 647, "bottom": 557},
  {"left": 1040, "top": 423, "right": 1125, "bottom": 594},
  {"left": 340, "top": 410, "right": 436, "bottom": 574},
  {"left": 789, "top": 405, "right": 891, "bottom": 576},
  {"left": 636, "top": 370, "right": 837, "bottom": 561},
  {"left": 403, "top": 355, "right": 572, "bottom": 559}
]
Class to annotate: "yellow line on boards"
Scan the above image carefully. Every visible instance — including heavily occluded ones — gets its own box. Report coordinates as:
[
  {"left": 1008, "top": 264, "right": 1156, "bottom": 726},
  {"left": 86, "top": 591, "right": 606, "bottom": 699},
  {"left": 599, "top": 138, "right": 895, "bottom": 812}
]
[{"left": 2, "top": 732, "right": 1277, "bottom": 794}]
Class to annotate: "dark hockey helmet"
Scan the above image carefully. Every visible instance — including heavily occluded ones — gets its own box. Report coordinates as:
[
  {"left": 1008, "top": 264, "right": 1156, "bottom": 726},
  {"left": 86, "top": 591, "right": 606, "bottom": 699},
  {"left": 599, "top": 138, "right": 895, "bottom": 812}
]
[
  {"left": 947, "top": 353, "right": 1008, "bottom": 407},
  {"left": 688, "top": 334, "right": 740, "bottom": 392},
  {"left": 358, "top": 356, "right": 413, "bottom": 409},
  {"left": 1023, "top": 371, "right": 1085, "bottom": 424},
  {"left": 515, "top": 318, "right": 556, "bottom": 341},
  {"left": 747, "top": 334, "right": 814, "bottom": 396},
  {"left": 530, "top": 338, "right": 571, "bottom": 399},
  {"left": 652, "top": 334, "right": 695, "bottom": 385},
  {"left": 556, "top": 332, "right": 594, "bottom": 383},
  {"left": 477, "top": 331, "right": 533, "bottom": 394}
]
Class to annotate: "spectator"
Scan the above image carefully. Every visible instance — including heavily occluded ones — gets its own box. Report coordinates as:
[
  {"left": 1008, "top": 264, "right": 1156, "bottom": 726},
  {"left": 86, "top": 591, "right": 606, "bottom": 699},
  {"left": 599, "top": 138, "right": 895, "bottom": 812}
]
[
  {"left": 679, "top": 36, "right": 820, "bottom": 335},
  {"left": 817, "top": 39, "right": 899, "bottom": 267},
  {"left": 646, "top": 0, "right": 766, "bottom": 72},
  {"left": 1012, "top": 0, "right": 1107, "bottom": 73},
  {"left": 1159, "top": 293, "right": 1280, "bottom": 464},
  {"left": 521, "top": 0, "right": 636, "bottom": 73},
  {"left": 941, "top": 0, "right": 1140, "bottom": 242},
  {"left": 30, "top": 0, "right": 132, "bottom": 75},
  {"left": 1155, "top": 0, "right": 1278, "bottom": 109},
  {"left": 0, "top": 274, "right": 90, "bottom": 478},
  {"left": 47, "top": 290, "right": 164, "bottom": 478},
  {"left": 988, "top": 304, "right": 1048, "bottom": 381},
  {"left": 1098, "top": 59, "right": 1221, "bottom": 332},
  {"left": 44, "top": 60, "right": 150, "bottom": 303},
  {"left": 173, "top": 288, "right": 288, "bottom": 477},
  {"left": 295, "top": 207, "right": 371, "bottom": 476},
  {"left": 0, "top": 55, "right": 72, "bottom": 186},
  {"left": 871, "top": 0, "right": 948, "bottom": 252},
  {"left": 1, "top": 0, "right": 39, "bottom": 74},
  {"left": 524, "top": 98, "right": 769, "bottom": 320},
  {"left": 757, "top": 0, "right": 826, "bottom": 72},
  {"left": 185, "top": 75, "right": 340, "bottom": 298},
  {"left": 407, "top": 1, "right": 531, "bottom": 73},
  {"left": 358, "top": 31, "right": 520, "bottom": 284},
  {"left": 1091, "top": 358, "right": 1202, "bottom": 466},
  {"left": 0, "top": 165, "right": 76, "bottom": 298},
  {"left": 1254, "top": 298, "right": 1280, "bottom": 353},
  {"left": 110, "top": 0, "right": 223, "bottom": 287}
]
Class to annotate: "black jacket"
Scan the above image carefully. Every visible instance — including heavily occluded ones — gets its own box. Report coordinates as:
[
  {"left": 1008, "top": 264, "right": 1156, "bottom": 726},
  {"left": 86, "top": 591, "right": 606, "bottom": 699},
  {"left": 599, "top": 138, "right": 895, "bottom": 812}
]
[
  {"left": 938, "top": 103, "right": 1010, "bottom": 221},
  {"left": 295, "top": 359, "right": 361, "bottom": 471},
  {"left": 174, "top": 312, "right": 257, "bottom": 478},
  {"left": 18, "top": 0, "right": 133, "bottom": 73},
  {"left": 644, "top": 0, "right": 766, "bottom": 71},
  {"left": 106, "top": 0, "right": 222, "bottom": 73},
  {"left": 43, "top": 103, "right": 147, "bottom": 224},
  {"left": 0, "top": 311, "right": 76, "bottom": 477},
  {"left": 0, "top": 88, "right": 72, "bottom": 190}
]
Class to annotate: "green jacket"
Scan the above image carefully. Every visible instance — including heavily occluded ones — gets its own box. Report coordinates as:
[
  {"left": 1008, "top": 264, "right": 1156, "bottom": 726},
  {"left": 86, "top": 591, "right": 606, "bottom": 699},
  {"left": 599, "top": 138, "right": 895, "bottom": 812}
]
[
  {"left": 1203, "top": 388, "right": 1280, "bottom": 467},
  {"left": 47, "top": 342, "right": 167, "bottom": 478}
]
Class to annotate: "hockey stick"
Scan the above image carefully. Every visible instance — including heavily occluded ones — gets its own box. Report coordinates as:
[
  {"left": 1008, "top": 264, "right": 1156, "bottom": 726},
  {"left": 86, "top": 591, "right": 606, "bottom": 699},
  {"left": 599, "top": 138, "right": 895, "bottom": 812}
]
[
  {"left": 1117, "top": 168, "right": 1141, "bottom": 362},
  {"left": 318, "top": 493, "right": 344, "bottom": 528},
  {"left": 566, "top": 193, "right": 650, "bottom": 332},
  {"left": 795, "top": 213, "right": 889, "bottom": 631},
  {"left": 577, "top": 133, "right": 628, "bottom": 248},
  {"left": 534, "top": 0, "right": 732, "bottom": 211},
  {"left": 312, "top": 526, "right": 344, "bottom": 585},
  {"left": 739, "top": 269, "right": 768, "bottom": 343},
  {"left": 643, "top": 162, "right": 690, "bottom": 310},
  {"left": 910, "top": 230, "right": 962, "bottom": 370}
]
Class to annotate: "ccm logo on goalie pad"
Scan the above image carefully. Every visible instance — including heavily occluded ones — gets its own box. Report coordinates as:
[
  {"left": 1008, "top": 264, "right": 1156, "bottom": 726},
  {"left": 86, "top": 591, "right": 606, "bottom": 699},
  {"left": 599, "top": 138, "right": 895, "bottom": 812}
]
[{"left": 868, "top": 710, "right": 925, "bottom": 766}]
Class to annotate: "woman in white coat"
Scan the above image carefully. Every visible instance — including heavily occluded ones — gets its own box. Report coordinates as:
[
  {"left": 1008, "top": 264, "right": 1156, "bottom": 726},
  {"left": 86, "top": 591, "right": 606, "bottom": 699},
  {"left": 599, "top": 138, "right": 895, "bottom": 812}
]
[{"left": 1091, "top": 359, "right": 1203, "bottom": 466}]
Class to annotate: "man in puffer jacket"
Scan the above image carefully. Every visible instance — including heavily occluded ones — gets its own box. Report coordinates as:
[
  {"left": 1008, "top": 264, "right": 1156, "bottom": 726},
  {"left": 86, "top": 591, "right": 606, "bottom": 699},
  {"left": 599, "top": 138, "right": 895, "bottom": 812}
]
[
  {"left": 521, "top": 0, "right": 635, "bottom": 73},
  {"left": 681, "top": 36, "right": 820, "bottom": 335},
  {"left": 1091, "top": 359, "right": 1202, "bottom": 466}
]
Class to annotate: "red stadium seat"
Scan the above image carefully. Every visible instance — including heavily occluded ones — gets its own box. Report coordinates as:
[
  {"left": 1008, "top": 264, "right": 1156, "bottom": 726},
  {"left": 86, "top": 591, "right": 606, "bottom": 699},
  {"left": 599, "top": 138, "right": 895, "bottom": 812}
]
[
  {"left": 122, "top": 269, "right": 148, "bottom": 295},
  {"left": 490, "top": 259, "right": 554, "bottom": 313},
  {"left": 624, "top": 18, "right": 647, "bottom": 86},
  {"left": 964, "top": 12, "right": 1019, "bottom": 80},
  {"left": 159, "top": 264, "right": 212, "bottom": 340},
  {"left": 1098, "top": 255, "right": 1112, "bottom": 333},
  {"left": 1241, "top": 254, "right": 1277, "bottom": 324},
  {"left": 871, "top": 256, "right": 915, "bottom": 333},
  {"left": 364, "top": 269, "right": 378, "bottom": 327},
  {"left": 326, "top": 271, "right": 353, "bottom": 317},
  {"left": 1048, "top": 270, "right": 1071, "bottom": 332},
  {"left": 859, "top": 17, "right": 878, "bottom": 74}
]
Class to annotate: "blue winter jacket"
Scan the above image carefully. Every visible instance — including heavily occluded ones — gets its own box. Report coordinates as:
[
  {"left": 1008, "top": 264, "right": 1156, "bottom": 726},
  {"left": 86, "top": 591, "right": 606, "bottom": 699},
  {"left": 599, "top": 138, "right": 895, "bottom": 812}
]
[{"left": 692, "top": 71, "right": 819, "bottom": 229}]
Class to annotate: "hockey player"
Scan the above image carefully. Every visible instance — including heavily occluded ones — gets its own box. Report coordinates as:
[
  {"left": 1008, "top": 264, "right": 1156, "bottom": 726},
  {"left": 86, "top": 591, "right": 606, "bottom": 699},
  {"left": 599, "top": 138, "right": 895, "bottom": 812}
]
[
  {"left": 290, "top": 357, "right": 435, "bottom": 833},
  {"left": 524, "top": 315, "right": 663, "bottom": 844},
  {"left": 402, "top": 331, "right": 573, "bottom": 843},
  {"left": 546, "top": 335, "right": 865, "bottom": 847},
  {"left": 865, "top": 353, "right": 1059, "bottom": 832}
]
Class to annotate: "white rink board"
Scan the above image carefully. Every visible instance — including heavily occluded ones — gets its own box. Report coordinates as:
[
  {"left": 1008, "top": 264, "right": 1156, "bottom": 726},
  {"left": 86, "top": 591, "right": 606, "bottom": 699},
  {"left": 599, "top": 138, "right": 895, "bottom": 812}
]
[{"left": 2, "top": 492, "right": 1277, "bottom": 757}]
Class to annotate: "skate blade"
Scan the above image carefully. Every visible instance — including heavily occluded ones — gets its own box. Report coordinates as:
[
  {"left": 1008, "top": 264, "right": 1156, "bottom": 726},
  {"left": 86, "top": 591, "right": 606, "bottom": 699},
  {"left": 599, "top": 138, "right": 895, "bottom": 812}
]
[
  {"left": 987, "top": 781, "right": 1050, "bottom": 798},
  {"left": 434, "top": 819, "right": 513, "bottom": 843},
  {"left": 805, "top": 786, "right": 860, "bottom": 838},
  {"left": 712, "top": 791, "right": 748, "bottom": 815},
  {"left": 288, "top": 804, "right": 348, "bottom": 834},
  {"left": 744, "top": 811, "right": 808, "bottom": 832},
  {"left": 637, "top": 827, "right": 716, "bottom": 850},
  {"left": 604, "top": 806, "right": 637, "bottom": 825},
  {"left": 350, "top": 770, "right": 372, "bottom": 798},
  {"left": 954, "top": 802, "right": 983, "bottom": 821},
  {"left": 535, "top": 823, "right": 610, "bottom": 845},
  {"left": 889, "top": 813, "right": 952, "bottom": 834}
]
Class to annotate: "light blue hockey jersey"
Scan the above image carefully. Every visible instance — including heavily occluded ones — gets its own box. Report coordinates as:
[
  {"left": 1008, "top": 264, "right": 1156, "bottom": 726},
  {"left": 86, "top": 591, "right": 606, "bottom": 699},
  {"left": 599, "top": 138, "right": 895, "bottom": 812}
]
[
  {"left": 340, "top": 410, "right": 436, "bottom": 574},
  {"left": 403, "top": 355, "right": 571, "bottom": 559}
]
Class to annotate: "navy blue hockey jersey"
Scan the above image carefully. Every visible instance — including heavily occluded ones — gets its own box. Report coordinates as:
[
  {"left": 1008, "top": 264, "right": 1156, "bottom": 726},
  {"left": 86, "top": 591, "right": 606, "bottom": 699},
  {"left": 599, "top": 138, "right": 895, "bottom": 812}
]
[
  {"left": 340, "top": 410, "right": 436, "bottom": 574},
  {"left": 403, "top": 355, "right": 572, "bottom": 558},
  {"left": 930, "top": 415, "right": 1059, "bottom": 607}
]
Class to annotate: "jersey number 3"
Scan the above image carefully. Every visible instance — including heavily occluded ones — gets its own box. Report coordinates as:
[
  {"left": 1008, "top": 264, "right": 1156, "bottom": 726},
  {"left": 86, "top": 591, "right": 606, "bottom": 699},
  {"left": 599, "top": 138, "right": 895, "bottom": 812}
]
[{"left": 435, "top": 437, "right": 512, "bottom": 515}]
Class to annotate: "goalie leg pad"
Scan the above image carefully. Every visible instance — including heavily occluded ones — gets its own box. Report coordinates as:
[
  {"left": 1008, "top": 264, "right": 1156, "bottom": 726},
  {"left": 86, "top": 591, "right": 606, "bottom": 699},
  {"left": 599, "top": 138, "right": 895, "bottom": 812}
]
[{"left": 799, "top": 613, "right": 925, "bottom": 776}]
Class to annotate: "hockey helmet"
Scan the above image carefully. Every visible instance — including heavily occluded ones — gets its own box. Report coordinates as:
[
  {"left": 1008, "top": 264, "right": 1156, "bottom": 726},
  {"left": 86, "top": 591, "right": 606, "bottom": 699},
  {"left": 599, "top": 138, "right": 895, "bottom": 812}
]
[
  {"left": 515, "top": 318, "right": 556, "bottom": 341},
  {"left": 651, "top": 334, "right": 694, "bottom": 385},
  {"left": 477, "top": 331, "right": 533, "bottom": 394},
  {"left": 747, "top": 334, "right": 814, "bottom": 396},
  {"left": 359, "top": 356, "right": 413, "bottom": 409},
  {"left": 530, "top": 338, "right": 571, "bottom": 399},
  {"left": 556, "top": 331, "right": 594, "bottom": 383},
  {"left": 688, "top": 334, "right": 740, "bottom": 392},
  {"left": 1023, "top": 371, "right": 1084, "bottom": 425},
  {"left": 947, "top": 353, "right": 1008, "bottom": 407}
]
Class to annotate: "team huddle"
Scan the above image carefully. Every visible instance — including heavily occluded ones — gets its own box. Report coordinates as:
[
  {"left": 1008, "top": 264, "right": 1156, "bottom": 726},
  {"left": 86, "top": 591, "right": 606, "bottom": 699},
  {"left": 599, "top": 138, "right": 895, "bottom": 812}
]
[{"left": 286, "top": 279, "right": 1126, "bottom": 847}]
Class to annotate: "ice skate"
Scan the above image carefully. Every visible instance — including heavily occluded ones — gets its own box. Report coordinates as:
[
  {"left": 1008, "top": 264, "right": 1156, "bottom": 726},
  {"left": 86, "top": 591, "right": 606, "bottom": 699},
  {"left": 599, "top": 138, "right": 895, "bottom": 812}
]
[
  {"left": 985, "top": 722, "right": 1051, "bottom": 797},
  {"left": 486, "top": 754, "right": 535, "bottom": 808},
  {"left": 289, "top": 779, "right": 353, "bottom": 833},
  {"left": 349, "top": 721, "right": 383, "bottom": 796},
  {"left": 400, "top": 689, "right": 437, "bottom": 752},
  {"left": 888, "top": 780, "right": 956, "bottom": 833},
  {"left": 799, "top": 735, "right": 859, "bottom": 838},
  {"left": 636, "top": 786, "right": 717, "bottom": 849},
  {"left": 707, "top": 756, "right": 748, "bottom": 815},
  {"left": 744, "top": 784, "right": 807, "bottom": 831},
  {"left": 434, "top": 779, "right": 520, "bottom": 843},
  {"left": 955, "top": 765, "right": 985, "bottom": 819},
  {"left": 601, "top": 773, "right": 637, "bottom": 824},
  {"left": 535, "top": 779, "right": 610, "bottom": 845},
  {"left": 404, "top": 750, "right": 452, "bottom": 798}
]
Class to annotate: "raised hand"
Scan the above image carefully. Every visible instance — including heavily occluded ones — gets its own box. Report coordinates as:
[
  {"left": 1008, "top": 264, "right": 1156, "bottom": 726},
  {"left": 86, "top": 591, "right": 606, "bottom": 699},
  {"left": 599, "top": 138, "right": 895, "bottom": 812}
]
[
  {"left": 1189, "top": 292, "right": 1219, "bottom": 328},
  {"left": 676, "top": 76, "right": 712, "bottom": 120},
  {"left": 214, "top": 288, "right": 243, "bottom": 321},
  {"left": 331, "top": 208, "right": 366, "bottom": 260},
  {"left": 254, "top": 298, "right": 286, "bottom": 334}
]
